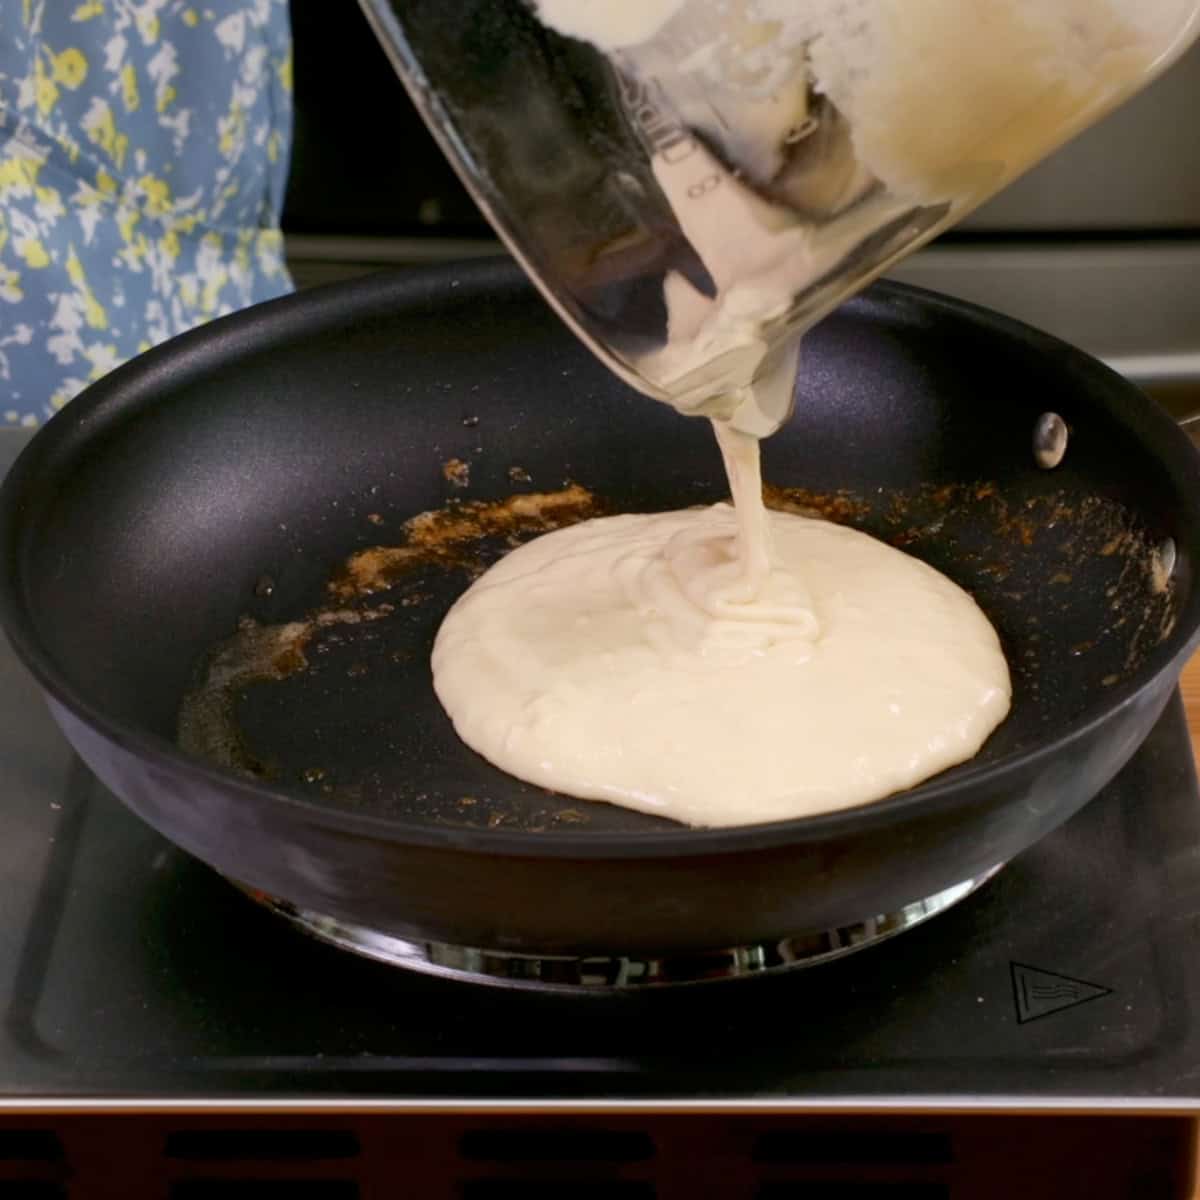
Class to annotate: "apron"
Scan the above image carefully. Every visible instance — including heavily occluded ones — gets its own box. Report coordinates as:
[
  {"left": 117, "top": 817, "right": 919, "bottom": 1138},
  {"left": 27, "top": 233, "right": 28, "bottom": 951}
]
[{"left": 0, "top": 0, "right": 292, "bottom": 425}]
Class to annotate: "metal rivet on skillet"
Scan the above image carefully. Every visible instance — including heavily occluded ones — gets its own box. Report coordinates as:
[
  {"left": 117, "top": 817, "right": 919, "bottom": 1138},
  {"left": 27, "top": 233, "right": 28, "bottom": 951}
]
[{"left": 1033, "top": 412, "right": 1068, "bottom": 469}]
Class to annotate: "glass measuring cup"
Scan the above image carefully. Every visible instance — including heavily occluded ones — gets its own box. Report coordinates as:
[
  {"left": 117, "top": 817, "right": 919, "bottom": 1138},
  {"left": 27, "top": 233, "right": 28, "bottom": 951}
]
[{"left": 360, "top": 0, "right": 1200, "bottom": 434}]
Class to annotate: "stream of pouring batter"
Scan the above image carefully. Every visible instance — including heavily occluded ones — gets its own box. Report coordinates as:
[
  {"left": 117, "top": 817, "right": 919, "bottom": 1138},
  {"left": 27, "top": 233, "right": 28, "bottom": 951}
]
[{"left": 711, "top": 418, "right": 773, "bottom": 603}]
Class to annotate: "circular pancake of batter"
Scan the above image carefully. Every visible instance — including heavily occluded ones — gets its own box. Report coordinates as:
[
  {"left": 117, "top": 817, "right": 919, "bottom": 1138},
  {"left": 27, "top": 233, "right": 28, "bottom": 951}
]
[{"left": 432, "top": 504, "right": 1010, "bottom": 827}]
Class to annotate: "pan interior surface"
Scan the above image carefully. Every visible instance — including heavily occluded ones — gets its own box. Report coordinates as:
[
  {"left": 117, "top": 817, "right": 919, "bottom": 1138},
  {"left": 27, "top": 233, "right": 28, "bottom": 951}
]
[{"left": 6, "top": 262, "right": 1197, "bottom": 843}]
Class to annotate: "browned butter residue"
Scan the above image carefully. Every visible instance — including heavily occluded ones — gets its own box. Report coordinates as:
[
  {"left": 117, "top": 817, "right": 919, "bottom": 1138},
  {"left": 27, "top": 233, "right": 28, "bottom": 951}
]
[
  {"left": 763, "top": 482, "right": 870, "bottom": 524},
  {"left": 179, "top": 484, "right": 603, "bottom": 780},
  {"left": 331, "top": 483, "right": 599, "bottom": 600},
  {"left": 442, "top": 457, "right": 470, "bottom": 488}
]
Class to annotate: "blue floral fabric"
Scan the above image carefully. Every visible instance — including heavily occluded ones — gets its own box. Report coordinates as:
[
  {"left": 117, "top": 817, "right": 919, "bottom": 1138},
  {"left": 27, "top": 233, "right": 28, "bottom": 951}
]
[{"left": 0, "top": 0, "right": 292, "bottom": 426}]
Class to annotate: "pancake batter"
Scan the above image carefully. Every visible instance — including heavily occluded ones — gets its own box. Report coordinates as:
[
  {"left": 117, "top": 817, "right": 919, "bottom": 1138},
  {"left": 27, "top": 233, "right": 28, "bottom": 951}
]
[{"left": 432, "top": 423, "right": 1010, "bottom": 828}]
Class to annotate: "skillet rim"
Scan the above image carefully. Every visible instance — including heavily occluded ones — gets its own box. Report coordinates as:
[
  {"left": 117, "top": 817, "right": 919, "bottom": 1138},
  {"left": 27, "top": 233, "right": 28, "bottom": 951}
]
[{"left": 3, "top": 257, "right": 1200, "bottom": 860}]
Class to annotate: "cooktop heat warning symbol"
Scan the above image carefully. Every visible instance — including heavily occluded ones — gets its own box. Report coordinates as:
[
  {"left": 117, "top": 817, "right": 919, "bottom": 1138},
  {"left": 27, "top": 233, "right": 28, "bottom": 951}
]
[{"left": 1011, "top": 962, "right": 1113, "bottom": 1025}]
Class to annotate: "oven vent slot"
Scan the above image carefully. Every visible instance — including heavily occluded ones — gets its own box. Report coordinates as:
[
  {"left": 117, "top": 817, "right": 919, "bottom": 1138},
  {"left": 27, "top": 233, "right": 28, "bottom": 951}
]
[
  {"left": 460, "top": 1184, "right": 656, "bottom": 1199},
  {"left": 0, "top": 1133, "right": 64, "bottom": 1163},
  {"left": 165, "top": 1130, "right": 360, "bottom": 1161},
  {"left": 169, "top": 1182, "right": 358, "bottom": 1200},
  {"left": 756, "top": 1186, "right": 950, "bottom": 1199},
  {"left": 0, "top": 1186, "right": 67, "bottom": 1200},
  {"left": 753, "top": 1131, "right": 954, "bottom": 1166},
  {"left": 459, "top": 1129, "right": 655, "bottom": 1163}
]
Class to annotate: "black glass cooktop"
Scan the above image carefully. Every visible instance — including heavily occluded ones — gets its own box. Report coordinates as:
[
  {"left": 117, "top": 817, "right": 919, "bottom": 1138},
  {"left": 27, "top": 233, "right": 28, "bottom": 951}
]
[{"left": 3, "top": 428, "right": 1200, "bottom": 1105}]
